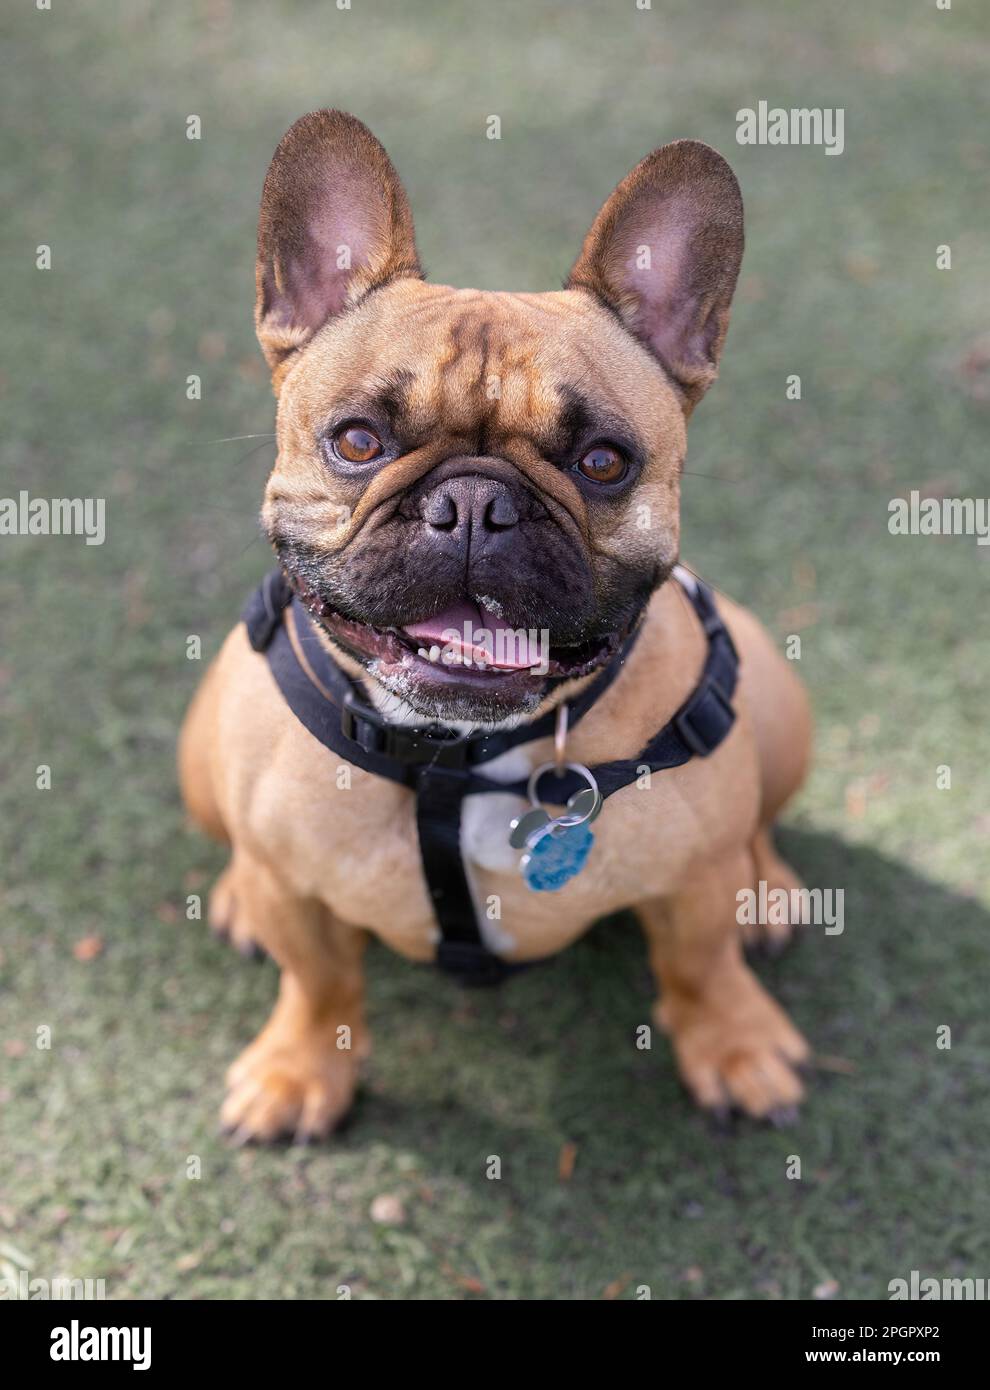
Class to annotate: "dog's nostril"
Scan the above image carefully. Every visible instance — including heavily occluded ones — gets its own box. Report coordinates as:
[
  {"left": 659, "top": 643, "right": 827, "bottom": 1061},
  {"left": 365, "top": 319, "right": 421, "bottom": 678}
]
[
  {"left": 422, "top": 490, "right": 458, "bottom": 530},
  {"left": 484, "top": 492, "right": 519, "bottom": 530},
  {"left": 421, "top": 476, "right": 522, "bottom": 537}
]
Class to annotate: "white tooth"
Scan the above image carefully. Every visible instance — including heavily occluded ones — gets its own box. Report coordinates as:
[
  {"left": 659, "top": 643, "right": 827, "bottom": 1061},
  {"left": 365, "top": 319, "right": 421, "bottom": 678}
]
[
  {"left": 429, "top": 645, "right": 441, "bottom": 663},
  {"left": 417, "top": 647, "right": 428, "bottom": 659},
  {"left": 476, "top": 658, "right": 487, "bottom": 670}
]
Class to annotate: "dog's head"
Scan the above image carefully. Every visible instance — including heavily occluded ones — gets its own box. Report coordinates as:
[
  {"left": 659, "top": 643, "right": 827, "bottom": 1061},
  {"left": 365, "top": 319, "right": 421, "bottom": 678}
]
[{"left": 256, "top": 110, "right": 743, "bottom": 726}]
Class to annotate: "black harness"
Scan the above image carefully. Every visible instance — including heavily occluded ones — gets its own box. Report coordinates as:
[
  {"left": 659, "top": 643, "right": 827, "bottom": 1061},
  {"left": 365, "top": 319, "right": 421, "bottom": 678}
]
[{"left": 242, "top": 568, "right": 740, "bottom": 987}]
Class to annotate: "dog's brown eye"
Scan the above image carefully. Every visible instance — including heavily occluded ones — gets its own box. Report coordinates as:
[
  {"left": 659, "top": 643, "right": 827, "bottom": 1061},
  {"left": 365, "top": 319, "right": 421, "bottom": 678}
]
[
  {"left": 577, "top": 445, "right": 626, "bottom": 484},
  {"left": 334, "top": 425, "right": 383, "bottom": 464}
]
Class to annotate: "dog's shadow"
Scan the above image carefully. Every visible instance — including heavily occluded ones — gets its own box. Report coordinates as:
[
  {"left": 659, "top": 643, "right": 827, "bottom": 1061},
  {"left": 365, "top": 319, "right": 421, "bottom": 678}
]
[{"left": 343, "top": 827, "right": 987, "bottom": 1278}]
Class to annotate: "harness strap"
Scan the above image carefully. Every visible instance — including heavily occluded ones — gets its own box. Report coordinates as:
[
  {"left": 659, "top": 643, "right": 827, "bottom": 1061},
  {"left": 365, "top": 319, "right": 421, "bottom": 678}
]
[
  {"left": 241, "top": 567, "right": 739, "bottom": 986},
  {"left": 415, "top": 765, "right": 533, "bottom": 986}
]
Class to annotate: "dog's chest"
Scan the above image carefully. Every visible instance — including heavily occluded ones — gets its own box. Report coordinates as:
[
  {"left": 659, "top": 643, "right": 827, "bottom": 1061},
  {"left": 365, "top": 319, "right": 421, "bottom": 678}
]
[{"left": 260, "top": 739, "right": 707, "bottom": 964}]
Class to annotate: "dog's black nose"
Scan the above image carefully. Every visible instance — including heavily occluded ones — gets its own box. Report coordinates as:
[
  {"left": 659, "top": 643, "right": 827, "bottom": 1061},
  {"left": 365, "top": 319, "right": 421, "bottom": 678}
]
[{"left": 421, "top": 476, "right": 520, "bottom": 536}]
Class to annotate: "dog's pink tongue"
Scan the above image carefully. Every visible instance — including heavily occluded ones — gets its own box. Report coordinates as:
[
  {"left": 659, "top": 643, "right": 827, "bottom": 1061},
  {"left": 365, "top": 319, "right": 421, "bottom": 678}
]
[
  {"left": 404, "top": 599, "right": 480, "bottom": 645},
  {"left": 404, "top": 600, "right": 542, "bottom": 669}
]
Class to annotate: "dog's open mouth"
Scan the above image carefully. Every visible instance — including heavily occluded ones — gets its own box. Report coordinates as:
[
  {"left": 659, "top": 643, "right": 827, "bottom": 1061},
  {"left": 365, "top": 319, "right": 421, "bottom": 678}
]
[{"left": 289, "top": 575, "right": 621, "bottom": 694}]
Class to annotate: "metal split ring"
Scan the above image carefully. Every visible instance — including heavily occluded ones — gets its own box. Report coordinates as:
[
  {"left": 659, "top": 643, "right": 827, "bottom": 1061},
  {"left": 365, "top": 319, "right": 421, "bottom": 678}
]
[{"left": 526, "top": 759, "right": 602, "bottom": 828}]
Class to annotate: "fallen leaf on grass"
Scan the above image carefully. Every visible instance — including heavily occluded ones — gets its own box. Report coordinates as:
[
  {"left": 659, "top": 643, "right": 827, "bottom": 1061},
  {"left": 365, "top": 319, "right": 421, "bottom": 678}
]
[
  {"left": 842, "top": 252, "right": 879, "bottom": 284},
  {"left": 558, "top": 1140, "right": 578, "bottom": 1182},
  {"left": 73, "top": 935, "right": 104, "bottom": 962},
  {"left": 440, "top": 1261, "right": 486, "bottom": 1295}
]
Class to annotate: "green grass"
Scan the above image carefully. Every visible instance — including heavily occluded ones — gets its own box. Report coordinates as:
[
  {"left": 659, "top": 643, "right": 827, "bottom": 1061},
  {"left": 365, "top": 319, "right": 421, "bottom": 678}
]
[{"left": 2, "top": 0, "right": 989, "bottom": 1300}]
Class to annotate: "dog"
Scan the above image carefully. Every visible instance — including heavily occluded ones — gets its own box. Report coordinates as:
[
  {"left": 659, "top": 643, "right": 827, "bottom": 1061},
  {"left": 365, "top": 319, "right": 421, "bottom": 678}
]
[{"left": 179, "top": 110, "right": 812, "bottom": 1143}]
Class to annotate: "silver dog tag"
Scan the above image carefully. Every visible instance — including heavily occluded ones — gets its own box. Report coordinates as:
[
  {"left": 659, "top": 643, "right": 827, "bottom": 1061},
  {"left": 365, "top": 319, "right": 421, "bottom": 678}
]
[{"left": 508, "top": 807, "right": 550, "bottom": 849}]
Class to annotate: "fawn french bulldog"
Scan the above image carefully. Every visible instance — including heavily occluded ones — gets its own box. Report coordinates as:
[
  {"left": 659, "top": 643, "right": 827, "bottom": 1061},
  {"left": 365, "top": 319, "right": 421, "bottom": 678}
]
[{"left": 179, "top": 110, "right": 812, "bottom": 1143}]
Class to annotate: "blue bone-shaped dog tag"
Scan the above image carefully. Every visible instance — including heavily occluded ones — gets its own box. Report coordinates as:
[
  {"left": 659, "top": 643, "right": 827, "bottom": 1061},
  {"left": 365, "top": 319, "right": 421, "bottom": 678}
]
[{"left": 520, "top": 821, "right": 595, "bottom": 892}]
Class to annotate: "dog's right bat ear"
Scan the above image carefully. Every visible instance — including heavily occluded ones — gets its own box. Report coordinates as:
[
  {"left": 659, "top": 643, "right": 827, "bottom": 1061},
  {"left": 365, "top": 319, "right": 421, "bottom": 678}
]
[{"left": 255, "top": 109, "right": 421, "bottom": 376}]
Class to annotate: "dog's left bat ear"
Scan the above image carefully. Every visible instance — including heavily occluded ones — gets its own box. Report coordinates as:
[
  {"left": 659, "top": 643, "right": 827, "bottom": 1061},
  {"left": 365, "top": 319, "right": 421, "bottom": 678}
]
[
  {"left": 255, "top": 109, "right": 421, "bottom": 374},
  {"left": 567, "top": 140, "right": 743, "bottom": 409}
]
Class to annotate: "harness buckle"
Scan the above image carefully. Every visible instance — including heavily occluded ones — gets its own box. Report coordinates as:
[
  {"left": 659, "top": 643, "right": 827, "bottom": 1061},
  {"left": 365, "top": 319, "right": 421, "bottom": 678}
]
[
  {"left": 341, "top": 690, "right": 471, "bottom": 768},
  {"left": 673, "top": 675, "right": 736, "bottom": 758}
]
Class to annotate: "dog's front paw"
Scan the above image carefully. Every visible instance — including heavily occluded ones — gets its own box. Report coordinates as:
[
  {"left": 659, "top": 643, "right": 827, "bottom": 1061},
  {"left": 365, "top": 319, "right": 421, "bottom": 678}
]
[
  {"left": 740, "top": 830, "right": 807, "bottom": 955},
  {"left": 221, "top": 1018, "right": 363, "bottom": 1144},
  {"left": 208, "top": 865, "right": 264, "bottom": 960},
  {"left": 657, "top": 965, "right": 809, "bottom": 1120}
]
